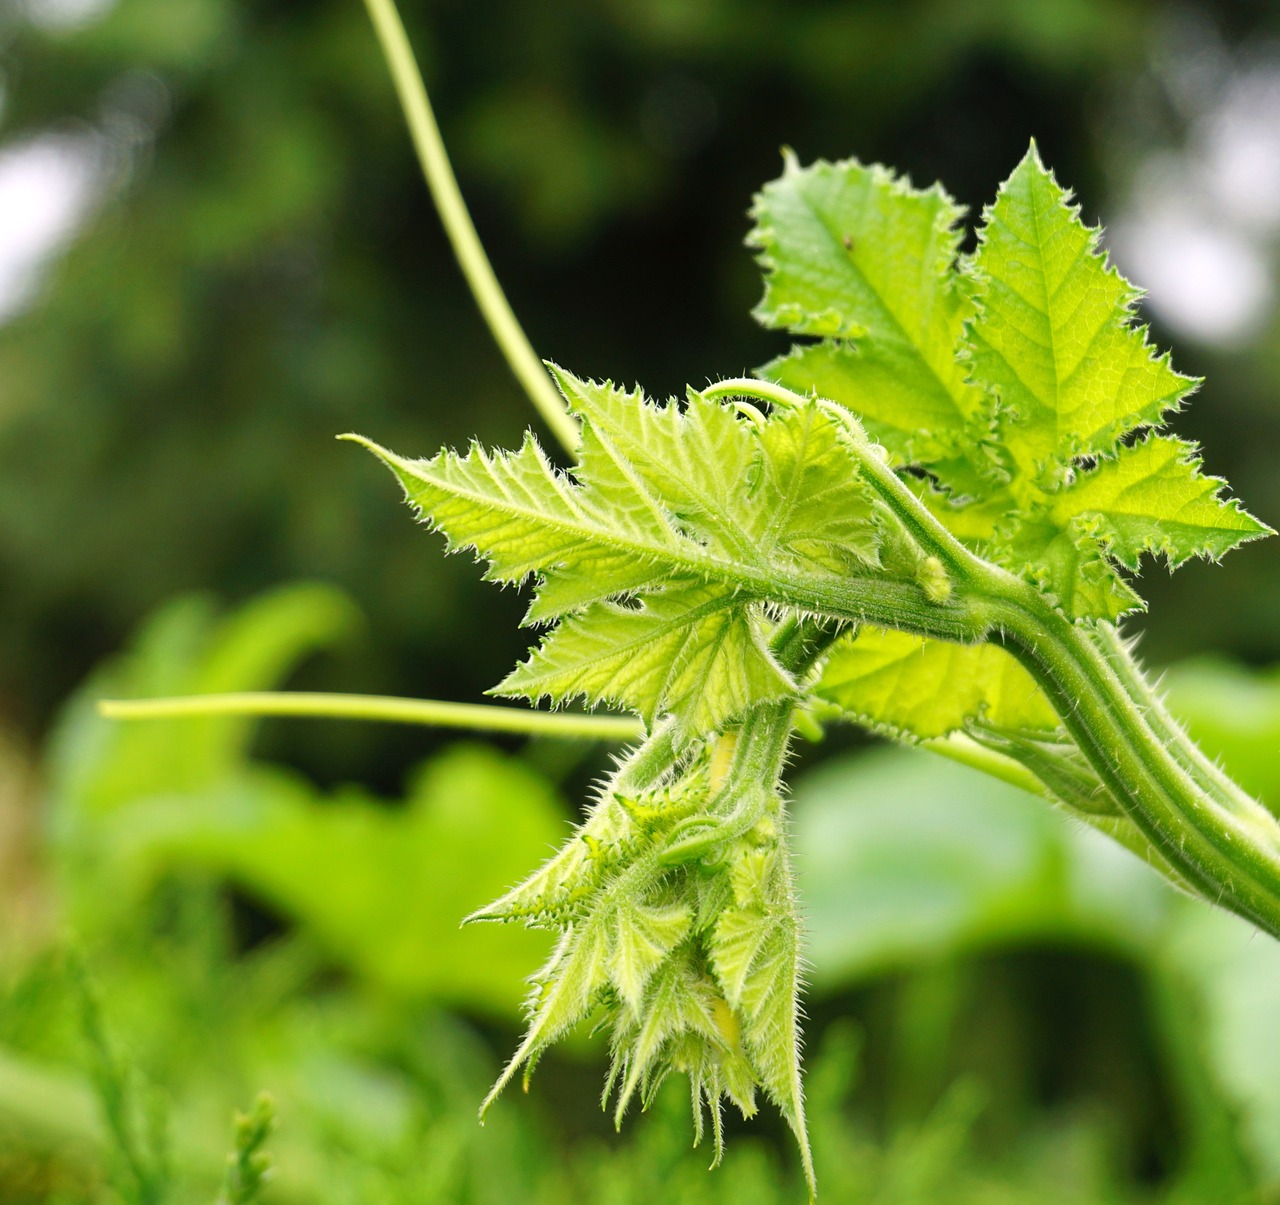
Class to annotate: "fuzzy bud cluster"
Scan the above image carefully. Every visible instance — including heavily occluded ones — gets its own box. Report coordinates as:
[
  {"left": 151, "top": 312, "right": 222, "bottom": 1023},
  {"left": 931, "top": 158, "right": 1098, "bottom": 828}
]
[{"left": 470, "top": 711, "right": 813, "bottom": 1188}]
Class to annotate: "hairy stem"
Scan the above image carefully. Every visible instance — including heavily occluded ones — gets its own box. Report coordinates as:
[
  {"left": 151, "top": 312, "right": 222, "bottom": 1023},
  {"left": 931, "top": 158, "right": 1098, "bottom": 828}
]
[
  {"left": 700, "top": 377, "right": 1280, "bottom": 937},
  {"left": 1091, "top": 623, "right": 1265, "bottom": 820},
  {"left": 991, "top": 588, "right": 1280, "bottom": 938},
  {"left": 360, "top": 0, "right": 579, "bottom": 453},
  {"left": 99, "top": 693, "right": 641, "bottom": 739}
]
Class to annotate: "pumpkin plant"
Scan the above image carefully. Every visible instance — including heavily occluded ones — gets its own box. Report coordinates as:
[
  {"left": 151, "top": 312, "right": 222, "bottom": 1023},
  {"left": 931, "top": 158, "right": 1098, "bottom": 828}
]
[{"left": 103, "top": 0, "right": 1278, "bottom": 1194}]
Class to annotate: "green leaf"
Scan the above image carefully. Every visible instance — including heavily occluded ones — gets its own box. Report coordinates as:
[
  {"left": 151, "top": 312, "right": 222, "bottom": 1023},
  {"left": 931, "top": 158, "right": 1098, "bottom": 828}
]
[
  {"left": 609, "top": 955, "right": 724, "bottom": 1121},
  {"left": 496, "top": 582, "right": 793, "bottom": 735},
  {"left": 607, "top": 899, "right": 694, "bottom": 1015},
  {"left": 817, "top": 627, "right": 1058, "bottom": 738},
  {"left": 750, "top": 151, "right": 985, "bottom": 469},
  {"left": 1000, "top": 514, "right": 1144, "bottom": 622},
  {"left": 754, "top": 401, "right": 880, "bottom": 570},
  {"left": 1052, "top": 434, "right": 1273, "bottom": 570},
  {"left": 710, "top": 907, "right": 778, "bottom": 1010},
  {"left": 342, "top": 431, "right": 688, "bottom": 590},
  {"left": 557, "top": 366, "right": 878, "bottom": 570},
  {"left": 963, "top": 144, "right": 1196, "bottom": 488},
  {"left": 553, "top": 368, "right": 761, "bottom": 563},
  {"left": 50, "top": 583, "right": 360, "bottom": 821},
  {"left": 349, "top": 368, "right": 881, "bottom": 741},
  {"left": 753, "top": 144, "right": 1271, "bottom": 626},
  {"left": 734, "top": 849, "right": 813, "bottom": 1195},
  {"left": 790, "top": 745, "right": 1166, "bottom": 985},
  {"left": 106, "top": 746, "right": 572, "bottom": 1013}
]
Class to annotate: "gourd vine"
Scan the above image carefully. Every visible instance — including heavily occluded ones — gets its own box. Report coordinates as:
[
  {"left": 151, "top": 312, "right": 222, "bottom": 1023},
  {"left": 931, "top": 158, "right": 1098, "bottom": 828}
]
[
  {"left": 99, "top": 3, "right": 1279, "bottom": 1197},
  {"left": 342, "top": 146, "right": 1278, "bottom": 1194}
]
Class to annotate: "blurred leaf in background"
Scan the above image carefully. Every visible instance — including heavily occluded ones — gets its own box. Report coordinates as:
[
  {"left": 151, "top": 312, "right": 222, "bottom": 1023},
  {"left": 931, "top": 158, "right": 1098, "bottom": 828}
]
[{"left": 48, "top": 582, "right": 566, "bottom": 1012}]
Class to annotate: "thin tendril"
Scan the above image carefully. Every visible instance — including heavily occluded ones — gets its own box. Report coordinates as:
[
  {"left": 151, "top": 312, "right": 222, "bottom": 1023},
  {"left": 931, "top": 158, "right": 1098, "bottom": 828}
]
[
  {"left": 99, "top": 693, "right": 641, "bottom": 740},
  {"left": 360, "top": 0, "right": 579, "bottom": 453}
]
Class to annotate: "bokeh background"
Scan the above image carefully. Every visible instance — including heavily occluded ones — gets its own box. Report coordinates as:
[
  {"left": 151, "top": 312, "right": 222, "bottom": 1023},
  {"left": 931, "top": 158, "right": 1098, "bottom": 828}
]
[{"left": 2, "top": 0, "right": 1280, "bottom": 1200}]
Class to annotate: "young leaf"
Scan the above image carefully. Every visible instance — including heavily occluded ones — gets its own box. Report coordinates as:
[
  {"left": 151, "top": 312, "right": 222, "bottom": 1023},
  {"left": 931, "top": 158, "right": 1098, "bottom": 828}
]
[
  {"left": 817, "top": 628, "right": 1058, "bottom": 739},
  {"left": 964, "top": 143, "right": 1195, "bottom": 488},
  {"left": 552, "top": 369, "right": 762, "bottom": 563},
  {"left": 607, "top": 898, "right": 694, "bottom": 1016},
  {"left": 347, "top": 368, "right": 881, "bottom": 742},
  {"left": 750, "top": 151, "right": 986, "bottom": 473},
  {"left": 340, "top": 432, "right": 689, "bottom": 589},
  {"left": 556, "top": 367, "right": 879, "bottom": 570},
  {"left": 754, "top": 401, "right": 881, "bottom": 570},
  {"left": 497, "top": 582, "right": 793, "bottom": 735},
  {"left": 730, "top": 846, "right": 813, "bottom": 1193},
  {"left": 469, "top": 708, "right": 813, "bottom": 1193}
]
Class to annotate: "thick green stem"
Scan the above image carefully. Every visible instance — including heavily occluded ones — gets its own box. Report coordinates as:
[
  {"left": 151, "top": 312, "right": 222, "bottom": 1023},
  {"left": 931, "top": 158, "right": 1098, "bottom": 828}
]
[
  {"left": 990, "top": 588, "right": 1280, "bottom": 938},
  {"left": 1091, "top": 624, "right": 1263, "bottom": 820}
]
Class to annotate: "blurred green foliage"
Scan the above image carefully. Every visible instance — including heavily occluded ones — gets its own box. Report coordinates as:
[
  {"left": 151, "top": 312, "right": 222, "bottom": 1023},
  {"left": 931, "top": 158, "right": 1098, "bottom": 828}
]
[{"left": 48, "top": 583, "right": 566, "bottom": 1011}]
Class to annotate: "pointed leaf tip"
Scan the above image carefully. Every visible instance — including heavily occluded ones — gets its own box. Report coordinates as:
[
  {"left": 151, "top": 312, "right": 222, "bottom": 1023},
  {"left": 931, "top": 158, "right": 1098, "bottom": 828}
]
[{"left": 337, "top": 431, "right": 400, "bottom": 463}]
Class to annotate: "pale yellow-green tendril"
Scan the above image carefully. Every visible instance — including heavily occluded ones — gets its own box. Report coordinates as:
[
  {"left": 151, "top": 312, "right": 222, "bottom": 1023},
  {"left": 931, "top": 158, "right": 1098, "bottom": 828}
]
[
  {"left": 99, "top": 693, "right": 640, "bottom": 740},
  {"left": 360, "top": 0, "right": 579, "bottom": 453}
]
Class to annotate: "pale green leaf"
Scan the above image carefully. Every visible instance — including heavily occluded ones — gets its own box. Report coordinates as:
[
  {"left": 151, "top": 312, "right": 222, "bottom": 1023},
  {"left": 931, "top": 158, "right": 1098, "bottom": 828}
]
[
  {"left": 750, "top": 152, "right": 985, "bottom": 469},
  {"left": 607, "top": 899, "right": 693, "bottom": 1015},
  {"left": 610, "top": 955, "right": 721, "bottom": 1124},
  {"left": 466, "top": 831, "right": 595, "bottom": 927},
  {"left": 553, "top": 366, "right": 760, "bottom": 563},
  {"left": 753, "top": 401, "right": 879, "bottom": 570},
  {"left": 1053, "top": 434, "right": 1273, "bottom": 570},
  {"left": 817, "top": 627, "right": 1057, "bottom": 738},
  {"left": 710, "top": 908, "right": 777, "bottom": 1009},
  {"left": 482, "top": 920, "right": 611, "bottom": 1114},
  {"left": 350, "top": 371, "right": 886, "bottom": 741},
  {"left": 557, "top": 365, "right": 879, "bottom": 572},
  {"left": 344, "top": 432, "right": 686, "bottom": 587},
  {"left": 467, "top": 790, "right": 636, "bottom": 926},
  {"left": 497, "top": 583, "right": 793, "bottom": 735},
  {"left": 734, "top": 852, "right": 814, "bottom": 1195},
  {"left": 964, "top": 144, "right": 1196, "bottom": 487},
  {"left": 908, "top": 475, "right": 1011, "bottom": 546}
]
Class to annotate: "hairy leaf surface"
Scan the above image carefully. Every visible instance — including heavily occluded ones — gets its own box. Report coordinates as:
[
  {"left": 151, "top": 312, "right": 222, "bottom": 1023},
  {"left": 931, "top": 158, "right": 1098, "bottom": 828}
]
[
  {"left": 751, "top": 152, "right": 985, "bottom": 474},
  {"left": 964, "top": 146, "right": 1193, "bottom": 486},
  {"left": 1052, "top": 434, "right": 1271, "bottom": 570},
  {"left": 756, "top": 141, "right": 1270, "bottom": 644},
  {"left": 498, "top": 583, "right": 791, "bottom": 733},
  {"left": 349, "top": 368, "right": 880, "bottom": 741}
]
